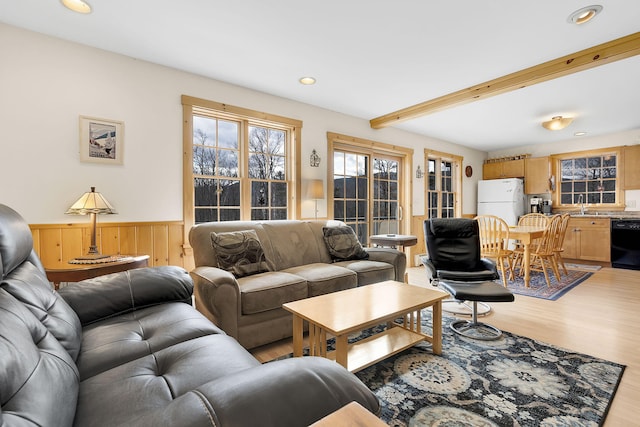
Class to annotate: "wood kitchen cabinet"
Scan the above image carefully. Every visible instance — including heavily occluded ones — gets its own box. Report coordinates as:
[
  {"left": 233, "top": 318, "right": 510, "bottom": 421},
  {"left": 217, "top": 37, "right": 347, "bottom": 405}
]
[
  {"left": 524, "top": 156, "right": 551, "bottom": 194},
  {"left": 562, "top": 217, "right": 610, "bottom": 262},
  {"left": 624, "top": 145, "right": 640, "bottom": 189},
  {"left": 483, "top": 159, "right": 525, "bottom": 179}
]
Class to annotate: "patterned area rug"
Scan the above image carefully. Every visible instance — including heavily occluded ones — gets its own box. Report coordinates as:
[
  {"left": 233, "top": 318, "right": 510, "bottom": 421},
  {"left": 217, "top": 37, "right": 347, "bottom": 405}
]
[
  {"left": 340, "top": 311, "right": 624, "bottom": 426},
  {"left": 499, "top": 270, "right": 593, "bottom": 301}
]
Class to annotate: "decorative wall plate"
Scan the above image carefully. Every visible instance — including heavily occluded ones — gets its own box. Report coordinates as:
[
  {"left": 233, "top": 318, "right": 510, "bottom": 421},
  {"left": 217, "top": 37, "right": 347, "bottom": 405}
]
[{"left": 465, "top": 165, "right": 473, "bottom": 177}]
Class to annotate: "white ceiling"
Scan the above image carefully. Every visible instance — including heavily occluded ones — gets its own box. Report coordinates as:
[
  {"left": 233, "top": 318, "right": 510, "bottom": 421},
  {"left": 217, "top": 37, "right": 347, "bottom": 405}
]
[{"left": 2, "top": 0, "right": 639, "bottom": 152}]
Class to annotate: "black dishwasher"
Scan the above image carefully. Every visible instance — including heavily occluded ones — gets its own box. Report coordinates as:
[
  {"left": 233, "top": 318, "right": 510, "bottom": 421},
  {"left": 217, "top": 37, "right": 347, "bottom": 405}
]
[{"left": 611, "top": 219, "right": 640, "bottom": 270}]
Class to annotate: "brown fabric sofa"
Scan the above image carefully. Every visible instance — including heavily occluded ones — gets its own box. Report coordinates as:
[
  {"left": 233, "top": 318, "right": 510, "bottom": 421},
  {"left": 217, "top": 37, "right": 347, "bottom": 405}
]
[{"left": 189, "top": 220, "right": 406, "bottom": 349}]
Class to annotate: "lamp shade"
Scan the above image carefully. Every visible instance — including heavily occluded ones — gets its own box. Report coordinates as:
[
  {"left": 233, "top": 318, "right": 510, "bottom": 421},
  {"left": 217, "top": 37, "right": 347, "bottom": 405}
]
[
  {"left": 306, "top": 179, "right": 324, "bottom": 199},
  {"left": 66, "top": 187, "right": 116, "bottom": 215},
  {"left": 542, "top": 116, "right": 573, "bottom": 131}
]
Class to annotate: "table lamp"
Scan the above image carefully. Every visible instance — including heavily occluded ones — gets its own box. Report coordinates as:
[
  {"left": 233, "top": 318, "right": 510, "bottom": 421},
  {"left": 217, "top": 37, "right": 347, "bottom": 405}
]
[
  {"left": 306, "top": 179, "right": 324, "bottom": 220},
  {"left": 65, "top": 186, "right": 116, "bottom": 260}
]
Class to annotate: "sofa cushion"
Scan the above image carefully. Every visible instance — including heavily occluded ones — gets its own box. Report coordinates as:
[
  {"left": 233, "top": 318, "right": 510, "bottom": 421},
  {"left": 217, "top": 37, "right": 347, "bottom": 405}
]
[
  {"left": 261, "top": 221, "right": 325, "bottom": 270},
  {"left": 322, "top": 226, "right": 369, "bottom": 261},
  {"left": 74, "top": 334, "right": 260, "bottom": 427},
  {"left": 0, "top": 289, "right": 79, "bottom": 427},
  {"left": 283, "top": 263, "right": 357, "bottom": 297},
  {"left": 333, "top": 259, "right": 396, "bottom": 286},
  {"left": 238, "top": 271, "right": 308, "bottom": 315},
  {"left": 77, "top": 302, "right": 226, "bottom": 380},
  {"left": 211, "top": 229, "right": 270, "bottom": 278},
  {"left": 1, "top": 261, "right": 83, "bottom": 362}
]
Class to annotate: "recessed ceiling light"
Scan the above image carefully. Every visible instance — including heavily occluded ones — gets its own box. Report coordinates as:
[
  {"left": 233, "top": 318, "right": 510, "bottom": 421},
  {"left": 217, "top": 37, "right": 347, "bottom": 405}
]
[
  {"left": 61, "top": 0, "right": 92, "bottom": 14},
  {"left": 574, "top": 131, "right": 587, "bottom": 137},
  {"left": 299, "top": 77, "right": 316, "bottom": 85},
  {"left": 567, "top": 5, "right": 602, "bottom": 25}
]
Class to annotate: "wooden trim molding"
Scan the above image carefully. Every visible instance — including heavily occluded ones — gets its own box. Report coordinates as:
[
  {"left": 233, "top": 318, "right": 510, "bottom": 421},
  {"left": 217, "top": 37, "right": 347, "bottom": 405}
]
[
  {"left": 29, "top": 221, "right": 191, "bottom": 270},
  {"left": 370, "top": 32, "right": 640, "bottom": 128}
]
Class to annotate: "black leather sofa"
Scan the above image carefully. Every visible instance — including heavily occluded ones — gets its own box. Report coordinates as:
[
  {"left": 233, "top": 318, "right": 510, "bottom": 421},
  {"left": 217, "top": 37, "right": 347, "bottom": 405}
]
[{"left": 0, "top": 204, "right": 379, "bottom": 426}]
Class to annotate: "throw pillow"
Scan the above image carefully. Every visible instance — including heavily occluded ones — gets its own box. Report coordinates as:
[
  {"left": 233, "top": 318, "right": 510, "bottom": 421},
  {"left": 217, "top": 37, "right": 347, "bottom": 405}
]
[
  {"left": 210, "top": 230, "right": 269, "bottom": 278},
  {"left": 322, "top": 226, "right": 369, "bottom": 261}
]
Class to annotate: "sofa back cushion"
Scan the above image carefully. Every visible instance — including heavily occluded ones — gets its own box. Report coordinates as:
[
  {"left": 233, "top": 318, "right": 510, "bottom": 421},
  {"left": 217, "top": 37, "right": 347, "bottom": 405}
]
[
  {"left": 0, "top": 288, "right": 79, "bottom": 427},
  {"left": 190, "top": 220, "right": 345, "bottom": 271},
  {"left": 190, "top": 221, "right": 276, "bottom": 269},
  {"left": 0, "top": 204, "right": 83, "bottom": 361},
  {"left": 261, "top": 221, "right": 327, "bottom": 270}
]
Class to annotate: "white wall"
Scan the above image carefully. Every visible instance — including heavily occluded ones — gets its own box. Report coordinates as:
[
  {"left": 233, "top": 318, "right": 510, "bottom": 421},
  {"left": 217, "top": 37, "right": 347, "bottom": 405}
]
[{"left": 0, "top": 23, "right": 487, "bottom": 224}]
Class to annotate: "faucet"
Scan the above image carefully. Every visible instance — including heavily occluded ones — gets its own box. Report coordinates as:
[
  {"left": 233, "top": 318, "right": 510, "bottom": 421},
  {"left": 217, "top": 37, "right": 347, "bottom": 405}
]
[{"left": 578, "top": 194, "right": 585, "bottom": 215}]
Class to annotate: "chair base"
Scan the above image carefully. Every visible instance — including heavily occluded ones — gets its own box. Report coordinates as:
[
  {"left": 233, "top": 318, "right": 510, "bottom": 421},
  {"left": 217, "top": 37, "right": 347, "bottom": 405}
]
[
  {"left": 449, "top": 319, "right": 503, "bottom": 340},
  {"left": 442, "top": 299, "right": 491, "bottom": 317}
]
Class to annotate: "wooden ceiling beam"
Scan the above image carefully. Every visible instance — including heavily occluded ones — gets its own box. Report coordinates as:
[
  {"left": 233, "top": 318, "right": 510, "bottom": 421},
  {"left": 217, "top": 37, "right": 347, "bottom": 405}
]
[{"left": 370, "top": 32, "right": 640, "bottom": 129}]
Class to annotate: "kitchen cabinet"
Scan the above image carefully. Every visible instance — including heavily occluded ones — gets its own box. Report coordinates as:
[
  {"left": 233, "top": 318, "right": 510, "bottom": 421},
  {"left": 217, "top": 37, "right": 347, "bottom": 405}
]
[
  {"left": 483, "top": 159, "right": 525, "bottom": 179},
  {"left": 562, "top": 217, "right": 610, "bottom": 262},
  {"left": 624, "top": 145, "right": 640, "bottom": 189},
  {"left": 524, "top": 156, "right": 551, "bottom": 194}
]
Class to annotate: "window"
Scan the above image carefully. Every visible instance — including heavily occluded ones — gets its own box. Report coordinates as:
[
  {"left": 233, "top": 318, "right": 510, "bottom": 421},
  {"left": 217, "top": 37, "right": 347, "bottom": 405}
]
[
  {"left": 183, "top": 95, "right": 301, "bottom": 229},
  {"left": 329, "top": 133, "right": 412, "bottom": 244},
  {"left": 425, "top": 151, "right": 461, "bottom": 219},
  {"left": 553, "top": 148, "right": 622, "bottom": 208},
  {"left": 333, "top": 151, "right": 369, "bottom": 242}
]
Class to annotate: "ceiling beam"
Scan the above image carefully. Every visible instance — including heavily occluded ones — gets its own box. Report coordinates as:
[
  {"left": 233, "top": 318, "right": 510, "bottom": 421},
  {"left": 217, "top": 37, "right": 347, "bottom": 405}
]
[{"left": 370, "top": 32, "right": 640, "bottom": 129}]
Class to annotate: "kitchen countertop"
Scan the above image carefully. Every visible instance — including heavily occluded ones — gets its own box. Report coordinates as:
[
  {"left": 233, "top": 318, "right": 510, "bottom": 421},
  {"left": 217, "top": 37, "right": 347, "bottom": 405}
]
[{"left": 554, "top": 211, "right": 640, "bottom": 219}]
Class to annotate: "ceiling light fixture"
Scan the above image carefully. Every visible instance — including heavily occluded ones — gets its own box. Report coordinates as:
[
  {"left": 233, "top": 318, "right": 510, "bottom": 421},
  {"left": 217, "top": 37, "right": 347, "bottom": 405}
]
[
  {"left": 299, "top": 77, "right": 316, "bottom": 85},
  {"left": 567, "top": 5, "right": 602, "bottom": 25},
  {"left": 542, "top": 116, "right": 574, "bottom": 131},
  {"left": 61, "top": 0, "right": 92, "bottom": 14}
]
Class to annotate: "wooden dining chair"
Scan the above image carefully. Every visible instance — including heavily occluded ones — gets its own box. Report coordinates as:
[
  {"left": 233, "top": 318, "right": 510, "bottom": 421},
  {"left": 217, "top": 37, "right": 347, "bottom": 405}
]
[
  {"left": 529, "top": 214, "right": 563, "bottom": 287},
  {"left": 552, "top": 213, "right": 571, "bottom": 276},
  {"left": 474, "top": 215, "right": 513, "bottom": 287},
  {"left": 511, "top": 213, "right": 550, "bottom": 275}
]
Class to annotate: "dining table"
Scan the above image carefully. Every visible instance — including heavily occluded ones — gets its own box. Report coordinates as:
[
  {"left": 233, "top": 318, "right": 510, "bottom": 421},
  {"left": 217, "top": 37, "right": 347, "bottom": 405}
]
[{"left": 508, "top": 225, "right": 546, "bottom": 287}]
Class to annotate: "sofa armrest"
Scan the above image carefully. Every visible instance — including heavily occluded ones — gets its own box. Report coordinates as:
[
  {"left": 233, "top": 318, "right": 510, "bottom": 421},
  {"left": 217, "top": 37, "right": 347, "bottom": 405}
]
[
  {"left": 58, "top": 266, "right": 192, "bottom": 325},
  {"left": 199, "top": 357, "right": 379, "bottom": 426},
  {"left": 365, "top": 247, "right": 406, "bottom": 282},
  {"left": 190, "top": 266, "right": 242, "bottom": 340}
]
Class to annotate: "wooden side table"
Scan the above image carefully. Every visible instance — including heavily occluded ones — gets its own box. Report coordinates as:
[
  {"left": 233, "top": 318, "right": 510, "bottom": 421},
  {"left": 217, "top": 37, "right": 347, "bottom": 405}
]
[
  {"left": 309, "top": 402, "right": 386, "bottom": 427},
  {"left": 369, "top": 234, "right": 418, "bottom": 251},
  {"left": 369, "top": 234, "right": 418, "bottom": 282},
  {"left": 45, "top": 255, "right": 150, "bottom": 290}
]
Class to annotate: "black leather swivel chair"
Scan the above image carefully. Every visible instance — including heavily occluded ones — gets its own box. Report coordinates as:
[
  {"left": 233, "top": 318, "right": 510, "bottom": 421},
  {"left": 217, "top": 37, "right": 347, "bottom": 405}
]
[{"left": 422, "top": 218, "right": 514, "bottom": 340}]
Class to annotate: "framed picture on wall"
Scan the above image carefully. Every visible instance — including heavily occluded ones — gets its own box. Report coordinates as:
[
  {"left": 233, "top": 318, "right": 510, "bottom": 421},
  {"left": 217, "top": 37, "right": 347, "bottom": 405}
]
[{"left": 79, "top": 116, "right": 124, "bottom": 164}]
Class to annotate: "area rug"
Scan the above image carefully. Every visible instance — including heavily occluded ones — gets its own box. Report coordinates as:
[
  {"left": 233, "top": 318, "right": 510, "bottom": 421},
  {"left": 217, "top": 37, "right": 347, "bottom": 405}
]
[
  {"left": 499, "top": 270, "right": 593, "bottom": 301},
  {"left": 286, "top": 310, "right": 625, "bottom": 427}
]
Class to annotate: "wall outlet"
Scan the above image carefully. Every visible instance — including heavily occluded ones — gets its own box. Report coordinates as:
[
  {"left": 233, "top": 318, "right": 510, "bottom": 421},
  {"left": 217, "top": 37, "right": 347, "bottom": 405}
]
[{"left": 626, "top": 200, "right": 637, "bottom": 208}]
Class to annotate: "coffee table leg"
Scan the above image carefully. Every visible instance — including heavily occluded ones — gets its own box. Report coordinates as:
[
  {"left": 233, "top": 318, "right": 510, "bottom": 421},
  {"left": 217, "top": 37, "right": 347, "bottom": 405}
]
[
  {"left": 432, "top": 301, "right": 442, "bottom": 355},
  {"left": 292, "top": 315, "right": 303, "bottom": 357},
  {"left": 335, "top": 334, "right": 348, "bottom": 369}
]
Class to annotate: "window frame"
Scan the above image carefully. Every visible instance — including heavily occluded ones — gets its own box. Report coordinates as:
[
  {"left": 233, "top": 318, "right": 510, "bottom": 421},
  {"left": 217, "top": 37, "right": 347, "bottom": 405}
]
[
  {"left": 182, "top": 95, "right": 302, "bottom": 234},
  {"left": 327, "top": 132, "right": 414, "bottom": 243},
  {"left": 424, "top": 149, "right": 462, "bottom": 219},
  {"left": 551, "top": 147, "right": 625, "bottom": 211}
]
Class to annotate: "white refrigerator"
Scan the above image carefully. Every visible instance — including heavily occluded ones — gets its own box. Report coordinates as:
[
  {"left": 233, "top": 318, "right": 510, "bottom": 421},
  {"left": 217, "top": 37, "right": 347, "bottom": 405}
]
[{"left": 477, "top": 178, "right": 525, "bottom": 226}]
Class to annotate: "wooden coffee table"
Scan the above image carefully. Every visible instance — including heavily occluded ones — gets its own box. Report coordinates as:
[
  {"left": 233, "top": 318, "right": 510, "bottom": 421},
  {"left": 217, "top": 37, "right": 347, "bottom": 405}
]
[{"left": 283, "top": 280, "right": 448, "bottom": 372}]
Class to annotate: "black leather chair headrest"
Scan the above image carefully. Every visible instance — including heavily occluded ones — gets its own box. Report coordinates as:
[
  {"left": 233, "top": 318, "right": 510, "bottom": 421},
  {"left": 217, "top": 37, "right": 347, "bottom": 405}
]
[{"left": 429, "top": 218, "right": 477, "bottom": 238}]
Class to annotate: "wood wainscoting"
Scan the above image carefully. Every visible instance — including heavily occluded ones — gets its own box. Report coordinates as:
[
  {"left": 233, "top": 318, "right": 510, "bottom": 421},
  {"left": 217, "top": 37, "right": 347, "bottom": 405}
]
[
  {"left": 410, "top": 215, "right": 427, "bottom": 267},
  {"left": 29, "top": 221, "right": 193, "bottom": 271}
]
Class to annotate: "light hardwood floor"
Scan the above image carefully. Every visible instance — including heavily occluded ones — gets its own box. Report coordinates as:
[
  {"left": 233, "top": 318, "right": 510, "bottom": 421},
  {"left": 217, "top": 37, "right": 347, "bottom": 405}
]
[{"left": 250, "top": 266, "right": 640, "bottom": 427}]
